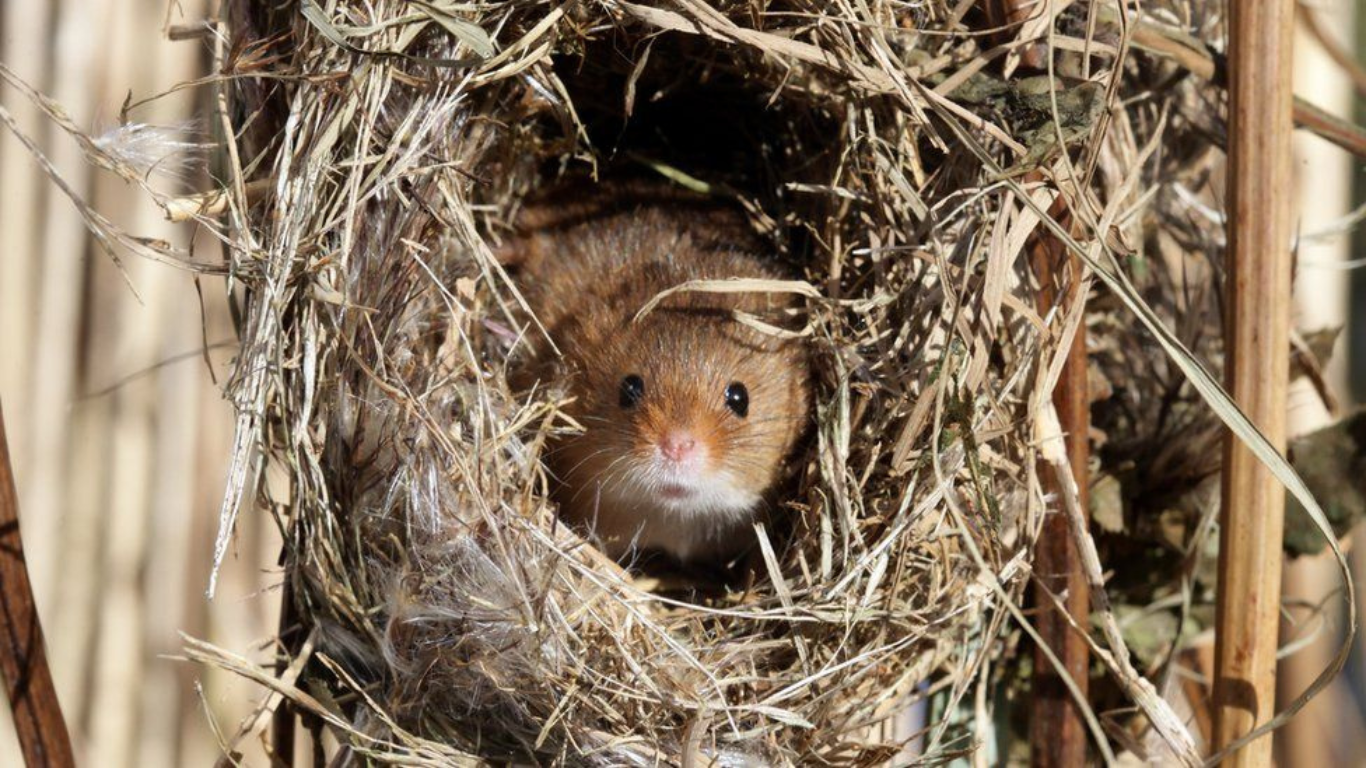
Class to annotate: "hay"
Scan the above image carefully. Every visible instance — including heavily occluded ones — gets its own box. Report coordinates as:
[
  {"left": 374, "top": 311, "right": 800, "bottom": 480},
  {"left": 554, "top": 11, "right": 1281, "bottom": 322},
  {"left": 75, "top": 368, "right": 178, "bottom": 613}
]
[
  {"left": 3, "top": 0, "right": 1356, "bottom": 759},
  {"left": 180, "top": 0, "right": 1245, "bottom": 763}
]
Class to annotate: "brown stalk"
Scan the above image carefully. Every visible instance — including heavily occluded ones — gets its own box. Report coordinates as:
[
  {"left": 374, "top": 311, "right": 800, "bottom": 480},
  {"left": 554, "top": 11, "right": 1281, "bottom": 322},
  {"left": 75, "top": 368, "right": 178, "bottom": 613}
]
[
  {"left": 980, "top": 0, "right": 1047, "bottom": 70},
  {"left": 1213, "top": 1, "right": 1295, "bottom": 765},
  {"left": 0, "top": 404, "right": 75, "bottom": 768},
  {"left": 1028, "top": 196, "right": 1093, "bottom": 768},
  {"left": 984, "top": 0, "right": 1094, "bottom": 756}
]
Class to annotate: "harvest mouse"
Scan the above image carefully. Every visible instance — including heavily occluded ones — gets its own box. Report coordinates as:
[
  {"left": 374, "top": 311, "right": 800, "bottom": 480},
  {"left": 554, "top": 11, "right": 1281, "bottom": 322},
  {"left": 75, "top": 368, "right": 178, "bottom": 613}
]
[{"left": 505, "top": 183, "right": 811, "bottom": 563}]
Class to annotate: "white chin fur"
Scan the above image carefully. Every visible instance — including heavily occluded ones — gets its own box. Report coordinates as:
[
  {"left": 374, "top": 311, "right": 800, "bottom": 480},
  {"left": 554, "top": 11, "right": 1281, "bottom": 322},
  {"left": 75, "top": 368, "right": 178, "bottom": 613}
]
[{"left": 598, "top": 472, "right": 762, "bottom": 561}]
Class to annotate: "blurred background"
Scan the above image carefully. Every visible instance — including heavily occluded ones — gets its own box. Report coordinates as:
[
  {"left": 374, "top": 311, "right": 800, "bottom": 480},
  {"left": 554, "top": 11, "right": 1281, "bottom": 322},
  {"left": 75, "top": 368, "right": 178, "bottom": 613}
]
[
  {"left": 0, "top": 1, "right": 278, "bottom": 765},
  {"left": 1, "top": 0, "right": 1365, "bottom": 765}
]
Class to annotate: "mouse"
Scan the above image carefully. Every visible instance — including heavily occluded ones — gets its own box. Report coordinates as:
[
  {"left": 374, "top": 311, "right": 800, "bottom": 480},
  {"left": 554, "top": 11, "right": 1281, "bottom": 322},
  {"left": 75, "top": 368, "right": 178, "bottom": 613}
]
[{"left": 503, "top": 183, "right": 812, "bottom": 563}]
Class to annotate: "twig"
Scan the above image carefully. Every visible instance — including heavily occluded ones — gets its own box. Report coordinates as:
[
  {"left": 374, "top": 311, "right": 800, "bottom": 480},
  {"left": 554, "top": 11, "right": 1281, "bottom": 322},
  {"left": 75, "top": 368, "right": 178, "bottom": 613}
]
[
  {"left": 1212, "top": 1, "right": 1295, "bottom": 765},
  {"left": 271, "top": 576, "right": 299, "bottom": 767},
  {"left": 164, "top": 178, "right": 271, "bottom": 223},
  {"left": 1290, "top": 100, "right": 1366, "bottom": 161},
  {"left": 1038, "top": 407, "right": 1202, "bottom": 767},
  {"left": 1100, "top": 6, "right": 1366, "bottom": 159},
  {"left": 0, "top": 404, "right": 76, "bottom": 768}
]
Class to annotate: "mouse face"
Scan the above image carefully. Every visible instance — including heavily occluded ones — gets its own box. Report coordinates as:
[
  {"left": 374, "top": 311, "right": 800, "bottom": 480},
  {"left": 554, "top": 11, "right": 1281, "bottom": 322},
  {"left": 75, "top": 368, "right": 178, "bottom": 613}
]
[
  {"left": 507, "top": 195, "right": 813, "bottom": 562},
  {"left": 549, "top": 311, "right": 809, "bottom": 558}
]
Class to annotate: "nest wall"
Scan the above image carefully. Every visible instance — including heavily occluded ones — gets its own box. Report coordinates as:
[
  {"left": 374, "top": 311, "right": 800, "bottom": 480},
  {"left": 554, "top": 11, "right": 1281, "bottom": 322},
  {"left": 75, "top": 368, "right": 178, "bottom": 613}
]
[{"left": 212, "top": 1, "right": 1225, "bottom": 764}]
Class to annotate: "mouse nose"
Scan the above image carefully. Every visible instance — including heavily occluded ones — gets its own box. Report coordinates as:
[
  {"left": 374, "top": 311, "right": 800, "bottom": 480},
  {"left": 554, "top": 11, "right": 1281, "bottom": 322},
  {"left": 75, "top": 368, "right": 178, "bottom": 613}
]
[{"left": 659, "top": 432, "right": 698, "bottom": 463}]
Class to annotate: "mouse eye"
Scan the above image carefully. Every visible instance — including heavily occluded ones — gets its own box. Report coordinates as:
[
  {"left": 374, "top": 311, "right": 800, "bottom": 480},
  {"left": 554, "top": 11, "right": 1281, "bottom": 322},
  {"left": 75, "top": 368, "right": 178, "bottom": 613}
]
[
  {"left": 724, "top": 382, "right": 749, "bottom": 418},
  {"left": 619, "top": 374, "right": 645, "bottom": 408}
]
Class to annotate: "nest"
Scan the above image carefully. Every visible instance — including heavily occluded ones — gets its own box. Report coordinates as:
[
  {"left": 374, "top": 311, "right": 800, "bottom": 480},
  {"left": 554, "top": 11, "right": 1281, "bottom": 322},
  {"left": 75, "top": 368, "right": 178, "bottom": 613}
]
[{"left": 197, "top": 0, "right": 1230, "bottom": 763}]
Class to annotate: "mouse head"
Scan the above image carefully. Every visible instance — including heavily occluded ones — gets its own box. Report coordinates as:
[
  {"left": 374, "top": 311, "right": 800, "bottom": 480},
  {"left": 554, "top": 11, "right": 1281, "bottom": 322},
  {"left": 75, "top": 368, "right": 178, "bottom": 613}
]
[{"left": 552, "top": 309, "right": 810, "bottom": 524}]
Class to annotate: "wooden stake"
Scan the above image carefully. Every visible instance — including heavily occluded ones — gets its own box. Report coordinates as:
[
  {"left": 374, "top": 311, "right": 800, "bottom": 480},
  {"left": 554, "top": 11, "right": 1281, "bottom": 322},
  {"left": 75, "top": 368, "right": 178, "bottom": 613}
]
[
  {"left": 1029, "top": 201, "right": 1092, "bottom": 768},
  {"left": 0, "top": 404, "right": 76, "bottom": 768},
  {"left": 1213, "top": 0, "right": 1295, "bottom": 764}
]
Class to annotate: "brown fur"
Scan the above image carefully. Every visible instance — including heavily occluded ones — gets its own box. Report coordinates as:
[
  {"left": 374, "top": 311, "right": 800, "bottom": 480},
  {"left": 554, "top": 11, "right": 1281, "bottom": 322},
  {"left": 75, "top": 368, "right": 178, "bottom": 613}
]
[{"left": 507, "top": 187, "right": 811, "bottom": 562}]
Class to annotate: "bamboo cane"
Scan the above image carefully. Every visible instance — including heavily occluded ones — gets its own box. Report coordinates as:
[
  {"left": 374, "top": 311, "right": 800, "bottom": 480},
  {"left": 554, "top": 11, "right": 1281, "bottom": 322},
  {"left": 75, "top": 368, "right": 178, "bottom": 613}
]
[
  {"left": 0, "top": 404, "right": 75, "bottom": 768},
  {"left": 1212, "top": 0, "right": 1295, "bottom": 764}
]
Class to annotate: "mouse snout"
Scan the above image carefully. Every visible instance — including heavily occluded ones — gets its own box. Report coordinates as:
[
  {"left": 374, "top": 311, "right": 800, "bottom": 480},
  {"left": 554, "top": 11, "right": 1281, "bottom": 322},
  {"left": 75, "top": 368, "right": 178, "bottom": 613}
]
[{"left": 657, "top": 431, "right": 699, "bottom": 464}]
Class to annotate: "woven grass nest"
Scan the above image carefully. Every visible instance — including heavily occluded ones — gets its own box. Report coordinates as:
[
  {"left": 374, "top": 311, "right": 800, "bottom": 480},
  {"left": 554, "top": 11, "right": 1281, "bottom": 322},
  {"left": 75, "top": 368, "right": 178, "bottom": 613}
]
[{"left": 206, "top": 0, "right": 1224, "bottom": 763}]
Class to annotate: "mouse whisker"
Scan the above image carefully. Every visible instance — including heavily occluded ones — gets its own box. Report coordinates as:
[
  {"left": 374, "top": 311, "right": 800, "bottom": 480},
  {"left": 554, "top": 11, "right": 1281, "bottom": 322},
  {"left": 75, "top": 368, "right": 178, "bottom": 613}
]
[
  {"left": 567, "top": 453, "right": 637, "bottom": 505},
  {"left": 552, "top": 444, "right": 629, "bottom": 488}
]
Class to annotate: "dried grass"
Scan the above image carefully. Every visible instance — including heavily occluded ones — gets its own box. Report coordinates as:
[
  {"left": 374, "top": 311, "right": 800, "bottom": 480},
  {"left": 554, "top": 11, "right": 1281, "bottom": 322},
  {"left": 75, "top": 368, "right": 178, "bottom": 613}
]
[
  {"left": 196, "top": 0, "right": 1224, "bottom": 763},
  {"left": 7, "top": 0, "right": 1353, "bottom": 764}
]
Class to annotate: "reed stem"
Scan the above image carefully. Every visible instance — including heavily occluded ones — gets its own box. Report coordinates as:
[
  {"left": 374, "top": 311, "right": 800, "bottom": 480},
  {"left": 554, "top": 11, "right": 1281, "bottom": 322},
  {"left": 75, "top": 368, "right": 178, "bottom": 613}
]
[{"left": 1213, "top": 1, "right": 1296, "bottom": 763}]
